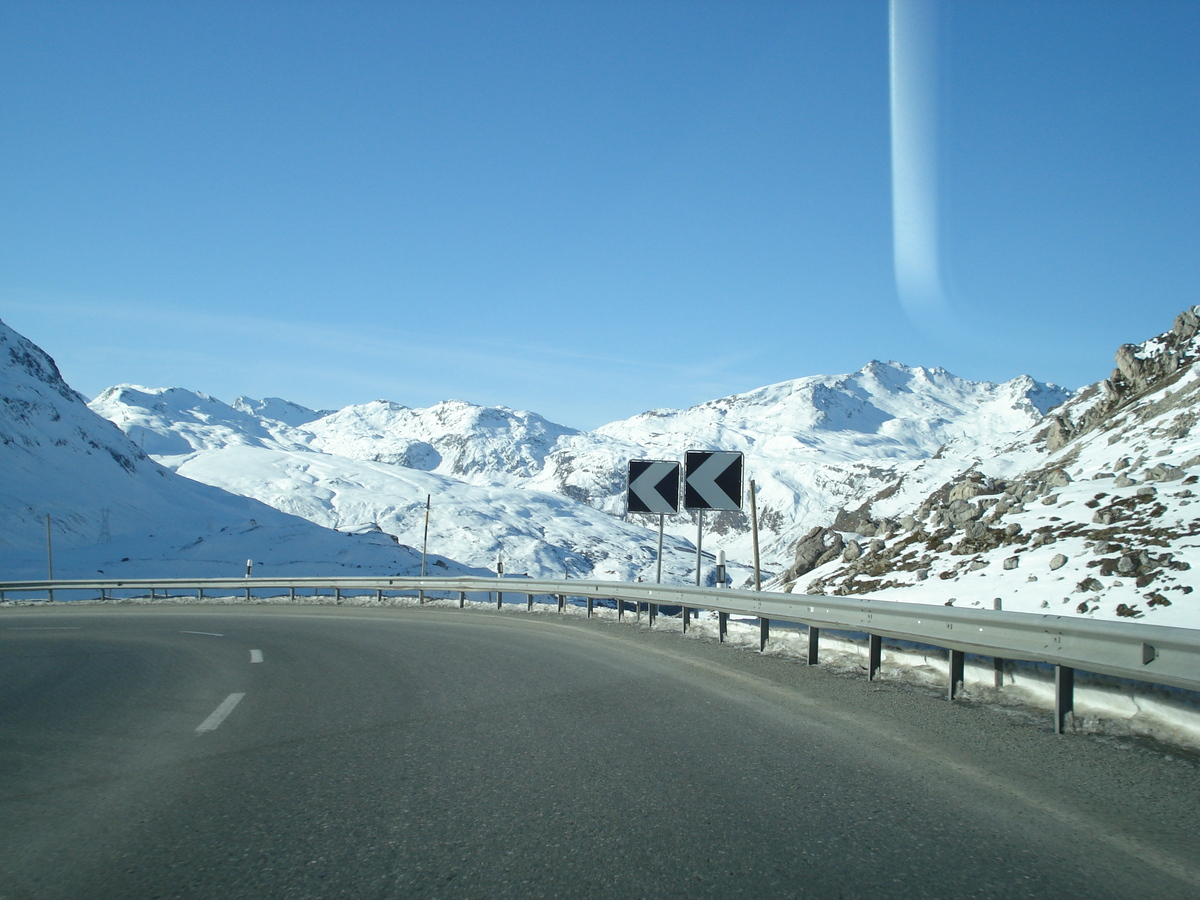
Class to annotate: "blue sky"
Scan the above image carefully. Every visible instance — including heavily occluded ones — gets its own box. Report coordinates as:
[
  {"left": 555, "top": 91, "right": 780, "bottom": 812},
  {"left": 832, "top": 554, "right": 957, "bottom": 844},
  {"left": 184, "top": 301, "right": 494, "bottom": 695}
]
[{"left": 2, "top": 1, "right": 1196, "bottom": 429}]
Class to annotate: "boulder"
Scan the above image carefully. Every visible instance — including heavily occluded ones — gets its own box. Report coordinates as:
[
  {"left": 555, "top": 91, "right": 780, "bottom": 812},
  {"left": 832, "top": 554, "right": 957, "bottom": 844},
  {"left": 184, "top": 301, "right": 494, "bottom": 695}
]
[
  {"left": 786, "top": 527, "right": 845, "bottom": 581},
  {"left": 948, "top": 481, "right": 986, "bottom": 502},
  {"left": 946, "top": 499, "right": 980, "bottom": 526},
  {"left": 1043, "top": 469, "right": 1073, "bottom": 489},
  {"left": 1144, "top": 463, "right": 1183, "bottom": 482}
]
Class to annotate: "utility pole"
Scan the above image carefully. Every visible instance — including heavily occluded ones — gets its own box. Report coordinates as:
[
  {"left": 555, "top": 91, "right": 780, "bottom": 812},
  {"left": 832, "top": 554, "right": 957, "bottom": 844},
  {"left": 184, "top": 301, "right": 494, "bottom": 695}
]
[
  {"left": 419, "top": 495, "right": 431, "bottom": 604},
  {"left": 420, "top": 495, "right": 431, "bottom": 577},
  {"left": 45, "top": 514, "right": 55, "bottom": 602},
  {"left": 750, "top": 479, "right": 761, "bottom": 591}
]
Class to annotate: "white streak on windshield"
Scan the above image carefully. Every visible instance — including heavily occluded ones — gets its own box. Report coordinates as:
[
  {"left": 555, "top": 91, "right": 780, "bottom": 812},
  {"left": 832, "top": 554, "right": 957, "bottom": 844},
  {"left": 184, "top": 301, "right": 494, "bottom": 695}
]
[{"left": 890, "top": 0, "right": 954, "bottom": 334}]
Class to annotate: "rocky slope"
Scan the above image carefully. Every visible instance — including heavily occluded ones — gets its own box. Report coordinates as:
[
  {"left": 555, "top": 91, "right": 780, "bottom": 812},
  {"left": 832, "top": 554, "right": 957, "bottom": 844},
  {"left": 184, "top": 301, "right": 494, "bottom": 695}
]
[
  {"left": 787, "top": 308, "right": 1200, "bottom": 629},
  {"left": 535, "top": 363, "right": 1070, "bottom": 569}
]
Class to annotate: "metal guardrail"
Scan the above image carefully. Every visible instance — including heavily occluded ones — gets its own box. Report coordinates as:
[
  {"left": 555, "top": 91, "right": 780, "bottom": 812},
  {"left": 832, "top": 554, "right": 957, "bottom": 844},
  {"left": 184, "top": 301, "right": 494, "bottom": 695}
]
[{"left": 3, "top": 575, "right": 1198, "bottom": 732}]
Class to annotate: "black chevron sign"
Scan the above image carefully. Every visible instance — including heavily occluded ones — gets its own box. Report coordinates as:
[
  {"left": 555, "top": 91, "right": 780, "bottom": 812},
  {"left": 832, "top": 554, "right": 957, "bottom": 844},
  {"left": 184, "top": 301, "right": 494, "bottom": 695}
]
[
  {"left": 684, "top": 450, "right": 743, "bottom": 511},
  {"left": 626, "top": 459, "right": 681, "bottom": 514}
]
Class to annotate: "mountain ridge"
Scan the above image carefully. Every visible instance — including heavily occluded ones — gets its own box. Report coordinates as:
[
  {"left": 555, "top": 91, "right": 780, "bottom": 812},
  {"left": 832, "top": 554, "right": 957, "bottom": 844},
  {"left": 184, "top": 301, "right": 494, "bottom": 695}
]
[
  {"left": 0, "top": 320, "right": 466, "bottom": 580},
  {"left": 787, "top": 307, "right": 1200, "bottom": 629},
  {"left": 87, "top": 354, "right": 1070, "bottom": 587}
]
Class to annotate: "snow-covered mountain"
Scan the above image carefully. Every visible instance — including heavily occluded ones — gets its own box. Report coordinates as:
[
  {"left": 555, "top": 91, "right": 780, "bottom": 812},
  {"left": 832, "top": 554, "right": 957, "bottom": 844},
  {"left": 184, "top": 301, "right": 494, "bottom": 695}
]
[
  {"left": 231, "top": 395, "right": 331, "bottom": 427},
  {"left": 90, "top": 359, "right": 1068, "bottom": 588},
  {"left": 0, "top": 320, "right": 461, "bottom": 580},
  {"left": 530, "top": 363, "right": 1070, "bottom": 569},
  {"left": 788, "top": 308, "right": 1200, "bottom": 629},
  {"left": 88, "top": 387, "right": 724, "bottom": 583},
  {"left": 21, "top": 300, "right": 1200, "bottom": 628},
  {"left": 305, "top": 399, "right": 579, "bottom": 482}
]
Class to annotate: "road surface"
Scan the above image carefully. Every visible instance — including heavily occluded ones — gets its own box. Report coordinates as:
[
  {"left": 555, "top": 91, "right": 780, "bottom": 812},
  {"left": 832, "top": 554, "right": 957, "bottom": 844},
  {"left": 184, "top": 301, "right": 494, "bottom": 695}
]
[{"left": 1, "top": 604, "right": 1197, "bottom": 898}]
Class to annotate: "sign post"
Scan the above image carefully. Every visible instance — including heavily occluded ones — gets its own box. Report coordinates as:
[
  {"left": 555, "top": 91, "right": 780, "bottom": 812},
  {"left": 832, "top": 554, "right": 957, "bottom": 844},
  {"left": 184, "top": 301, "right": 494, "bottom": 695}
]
[
  {"left": 684, "top": 450, "right": 744, "bottom": 601},
  {"left": 627, "top": 459, "right": 680, "bottom": 587}
]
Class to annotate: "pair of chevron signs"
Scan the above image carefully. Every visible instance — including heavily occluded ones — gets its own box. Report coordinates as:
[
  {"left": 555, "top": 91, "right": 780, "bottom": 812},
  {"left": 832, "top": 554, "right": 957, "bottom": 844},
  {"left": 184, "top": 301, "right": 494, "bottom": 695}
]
[{"left": 626, "top": 451, "right": 743, "bottom": 514}]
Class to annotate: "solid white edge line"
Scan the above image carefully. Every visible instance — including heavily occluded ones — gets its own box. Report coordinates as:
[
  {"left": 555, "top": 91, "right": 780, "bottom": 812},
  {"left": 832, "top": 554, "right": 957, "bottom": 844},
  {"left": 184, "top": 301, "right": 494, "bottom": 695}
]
[
  {"left": 181, "top": 630, "right": 224, "bottom": 637},
  {"left": 195, "top": 692, "right": 246, "bottom": 734},
  {"left": 250, "top": 649, "right": 263, "bottom": 663}
]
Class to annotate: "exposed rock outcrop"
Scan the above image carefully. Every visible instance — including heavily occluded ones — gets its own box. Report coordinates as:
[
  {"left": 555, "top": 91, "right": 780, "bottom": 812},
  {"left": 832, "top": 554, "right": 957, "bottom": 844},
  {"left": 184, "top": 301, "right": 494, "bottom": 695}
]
[{"left": 786, "top": 306, "right": 1200, "bottom": 626}]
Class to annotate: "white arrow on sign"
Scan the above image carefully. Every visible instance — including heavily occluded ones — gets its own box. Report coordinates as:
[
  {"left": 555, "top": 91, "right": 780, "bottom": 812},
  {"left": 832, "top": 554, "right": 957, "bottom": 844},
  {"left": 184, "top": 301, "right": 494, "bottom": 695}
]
[
  {"left": 627, "top": 460, "right": 681, "bottom": 514},
  {"left": 684, "top": 451, "right": 743, "bottom": 511}
]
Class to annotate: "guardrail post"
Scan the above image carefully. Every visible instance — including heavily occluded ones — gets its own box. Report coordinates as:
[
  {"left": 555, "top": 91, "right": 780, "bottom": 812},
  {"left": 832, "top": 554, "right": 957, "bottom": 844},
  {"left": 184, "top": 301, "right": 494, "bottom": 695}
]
[
  {"left": 718, "top": 611, "right": 728, "bottom": 642},
  {"left": 759, "top": 617, "right": 769, "bottom": 652},
  {"left": 991, "top": 598, "right": 1005, "bottom": 689},
  {"left": 496, "top": 590, "right": 502, "bottom": 610},
  {"left": 289, "top": 587, "right": 296, "bottom": 601},
  {"left": 868, "top": 634, "right": 882, "bottom": 680},
  {"left": 949, "top": 649, "right": 965, "bottom": 700},
  {"left": 587, "top": 597, "right": 594, "bottom": 617},
  {"left": 557, "top": 593, "right": 564, "bottom": 613},
  {"left": 245, "top": 587, "right": 251, "bottom": 602},
  {"left": 527, "top": 593, "right": 533, "bottom": 612},
  {"left": 335, "top": 588, "right": 342, "bottom": 603},
  {"left": 807, "top": 626, "right": 820, "bottom": 665},
  {"left": 419, "top": 589, "right": 426, "bottom": 605},
  {"left": 459, "top": 591, "right": 466, "bottom": 609},
  {"left": 683, "top": 607, "right": 690, "bottom": 633},
  {"left": 198, "top": 588, "right": 204, "bottom": 601},
  {"left": 376, "top": 589, "right": 383, "bottom": 603},
  {"left": 616, "top": 597, "right": 623, "bottom": 621},
  {"left": 1055, "top": 666, "right": 1075, "bottom": 735}
]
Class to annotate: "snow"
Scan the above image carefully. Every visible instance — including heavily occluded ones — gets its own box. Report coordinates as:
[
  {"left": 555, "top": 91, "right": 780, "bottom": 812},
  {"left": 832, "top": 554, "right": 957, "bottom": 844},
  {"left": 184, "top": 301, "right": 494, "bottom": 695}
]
[
  {"left": 0, "top": 320, "right": 477, "bottom": 581},
  {"left": 11, "top": 305, "right": 1200, "bottom": 633},
  {"left": 798, "top": 307, "right": 1200, "bottom": 630},
  {"left": 84, "top": 359, "right": 1068, "bottom": 588}
]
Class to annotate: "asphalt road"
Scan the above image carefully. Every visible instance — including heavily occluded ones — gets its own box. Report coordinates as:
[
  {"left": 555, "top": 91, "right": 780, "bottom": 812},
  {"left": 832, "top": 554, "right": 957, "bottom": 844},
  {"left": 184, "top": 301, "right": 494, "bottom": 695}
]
[{"left": 1, "top": 604, "right": 1197, "bottom": 899}]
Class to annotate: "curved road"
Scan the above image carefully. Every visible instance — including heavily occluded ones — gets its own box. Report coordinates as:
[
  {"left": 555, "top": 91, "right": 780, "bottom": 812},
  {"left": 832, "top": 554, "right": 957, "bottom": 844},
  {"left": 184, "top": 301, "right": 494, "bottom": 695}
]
[{"left": 1, "top": 604, "right": 1197, "bottom": 899}]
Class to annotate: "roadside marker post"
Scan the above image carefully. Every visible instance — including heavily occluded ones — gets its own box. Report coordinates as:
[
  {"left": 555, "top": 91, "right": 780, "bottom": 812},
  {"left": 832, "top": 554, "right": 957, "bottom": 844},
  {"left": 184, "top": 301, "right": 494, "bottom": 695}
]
[
  {"left": 627, "top": 460, "right": 680, "bottom": 625},
  {"left": 684, "top": 450, "right": 744, "bottom": 604},
  {"left": 627, "top": 459, "right": 681, "bottom": 589}
]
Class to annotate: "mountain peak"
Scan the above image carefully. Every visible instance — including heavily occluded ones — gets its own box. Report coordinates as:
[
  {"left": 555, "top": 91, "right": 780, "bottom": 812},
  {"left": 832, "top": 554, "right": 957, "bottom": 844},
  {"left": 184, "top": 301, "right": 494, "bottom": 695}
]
[
  {"left": 232, "top": 396, "right": 329, "bottom": 426},
  {"left": 787, "top": 307, "right": 1200, "bottom": 628}
]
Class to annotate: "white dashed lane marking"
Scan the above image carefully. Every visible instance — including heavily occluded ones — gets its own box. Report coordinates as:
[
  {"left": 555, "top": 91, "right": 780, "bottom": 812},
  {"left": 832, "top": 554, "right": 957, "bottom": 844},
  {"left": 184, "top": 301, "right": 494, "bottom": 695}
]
[
  {"left": 180, "top": 631, "right": 224, "bottom": 637},
  {"left": 250, "top": 649, "right": 263, "bottom": 663},
  {"left": 195, "top": 693, "right": 246, "bottom": 734}
]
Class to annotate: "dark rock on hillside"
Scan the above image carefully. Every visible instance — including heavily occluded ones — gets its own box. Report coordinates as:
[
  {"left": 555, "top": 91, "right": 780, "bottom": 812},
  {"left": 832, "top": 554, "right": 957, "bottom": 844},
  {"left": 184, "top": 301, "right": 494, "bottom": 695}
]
[{"left": 784, "top": 306, "right": 1200, "bottom": 626}]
